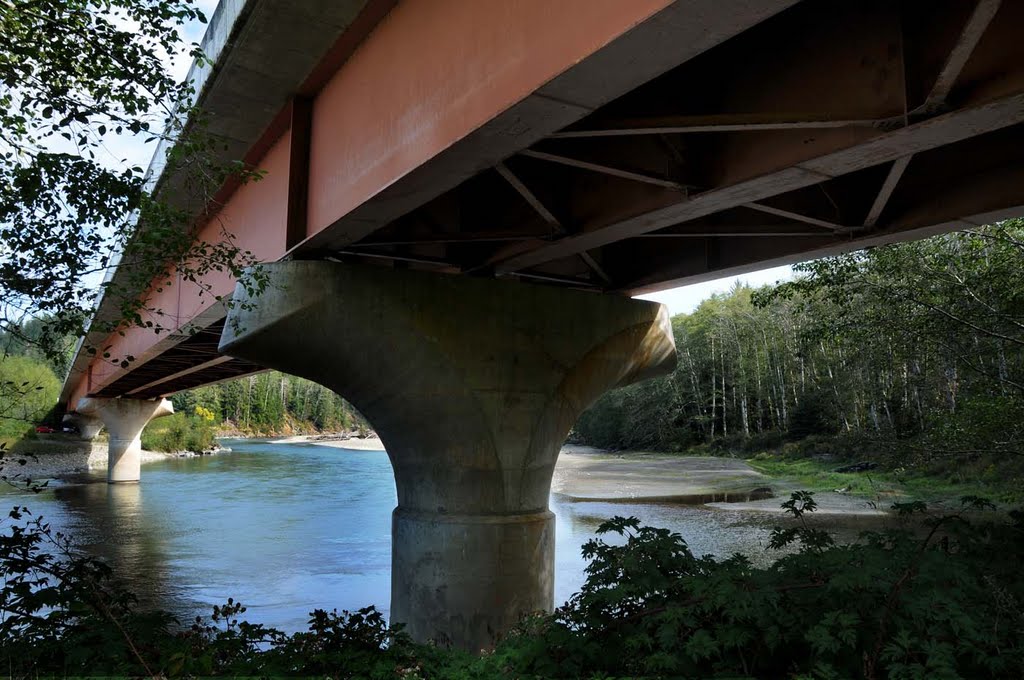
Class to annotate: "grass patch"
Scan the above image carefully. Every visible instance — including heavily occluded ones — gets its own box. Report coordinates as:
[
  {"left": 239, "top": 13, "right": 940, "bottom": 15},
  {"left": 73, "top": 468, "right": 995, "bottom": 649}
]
[
  {"left": 746, "top": 457, "right": 891, "bottom": 496},
  {"left": 747, "top": 454, "right": 1022, "bottom": 505}
]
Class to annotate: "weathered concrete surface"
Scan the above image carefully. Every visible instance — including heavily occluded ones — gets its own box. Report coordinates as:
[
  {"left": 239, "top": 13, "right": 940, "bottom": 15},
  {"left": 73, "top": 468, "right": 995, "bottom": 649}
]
[
  {"left": 392, "top": 508, "right": 554, "bottom": 650},
  {"left": 219, "top": 261, "right": 676, "bottom": 650},
  {"left": 75, "top": 398, "right": 174, "bottom": 483}
]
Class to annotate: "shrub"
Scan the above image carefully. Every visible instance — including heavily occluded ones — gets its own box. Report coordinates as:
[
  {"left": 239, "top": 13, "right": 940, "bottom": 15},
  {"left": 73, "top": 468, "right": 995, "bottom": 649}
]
[
  {"left": 740, "top": 430, "right": 785, "bottom": 454},
  {"left": 2, "top": 491, "right": 1022, "bottom": 678},
  {"left": 787, "top": 389, "right": 838, "bottom": 440},
  {"left": 917, "top": 395, "right": 1024, "bottom": 462},
  {"left": 489, "top": 495, "right": 1024, "bottom": 679},
  {"left": 141, "top": 411, "right": 216, "bottom": 453}
]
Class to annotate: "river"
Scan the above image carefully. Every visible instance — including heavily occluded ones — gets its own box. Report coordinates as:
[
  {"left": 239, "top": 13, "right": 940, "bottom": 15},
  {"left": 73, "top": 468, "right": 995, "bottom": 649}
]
[{"left": 2, "top": 438, "right": 883, "bottom": 632}]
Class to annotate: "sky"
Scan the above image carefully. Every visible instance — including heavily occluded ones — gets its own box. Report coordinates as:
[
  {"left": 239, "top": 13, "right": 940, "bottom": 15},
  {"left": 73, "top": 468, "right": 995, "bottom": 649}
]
[
  {"left": 105, "top": 1, "right": 796, "bottom": 316},
  {"left": 91, "top": 1, "right": 218, "bottom": 173},
  {"left": 634, "top": 264, "right": 795, "bottom": 316},
  {"left": 48, "top": 1, "right": 222, "bottom": 298}
]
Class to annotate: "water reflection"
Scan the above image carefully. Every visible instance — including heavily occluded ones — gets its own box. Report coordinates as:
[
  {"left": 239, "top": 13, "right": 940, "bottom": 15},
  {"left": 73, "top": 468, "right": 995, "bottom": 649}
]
[
  {"left": 4, "top": 440, "right": 889, "bottom": 632},
  {"left": 52, "top": 480, "right": 182, "bottom": 612}
]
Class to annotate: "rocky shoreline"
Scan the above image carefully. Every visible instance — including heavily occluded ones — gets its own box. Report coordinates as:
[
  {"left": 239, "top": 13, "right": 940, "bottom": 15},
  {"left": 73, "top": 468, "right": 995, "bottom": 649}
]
[{"left": 1, "top": 437, "right": 226, "bottom": 481}]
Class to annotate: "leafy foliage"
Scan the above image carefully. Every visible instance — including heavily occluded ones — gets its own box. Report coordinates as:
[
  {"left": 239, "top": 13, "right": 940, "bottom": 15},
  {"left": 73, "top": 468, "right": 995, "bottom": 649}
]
[
  {"left": 140, "top": 410, "right": 216, "bottom": 453},
  {"left": 485, "top": 494, "right": 1024, "bottom": 679},
  {"left": 0, "top": 316, "right": 75, "bottom": 377},
  {"left": 0, "top": 355, "right": 59, "bottom": 443},
  {"left": 576, "top": 223, "right": 1024, "bottom": 491},
  {"left": 0, "top": 0, "right": 266, "bottom": 370}
]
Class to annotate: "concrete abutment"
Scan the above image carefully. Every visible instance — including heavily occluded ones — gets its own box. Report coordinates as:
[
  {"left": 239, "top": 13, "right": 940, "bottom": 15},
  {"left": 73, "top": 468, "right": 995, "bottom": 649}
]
[
  {"left": 218, "top": 261, "right": 676, "bottom": 650},
  {"left": 75, "top": 398, "right": 174, "bottom": 483}
]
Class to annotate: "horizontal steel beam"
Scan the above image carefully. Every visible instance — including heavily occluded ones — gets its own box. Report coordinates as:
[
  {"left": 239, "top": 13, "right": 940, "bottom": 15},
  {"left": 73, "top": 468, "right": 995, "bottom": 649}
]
[{"left": 495, "top": 91, "right": 1024, "bottom": 274}]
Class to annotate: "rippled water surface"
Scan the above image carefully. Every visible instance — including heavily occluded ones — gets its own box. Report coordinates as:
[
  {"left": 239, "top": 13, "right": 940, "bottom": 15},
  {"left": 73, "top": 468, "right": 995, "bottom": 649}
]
[{"left": 4, "top": 439, "right": 880, "bottom": 631}]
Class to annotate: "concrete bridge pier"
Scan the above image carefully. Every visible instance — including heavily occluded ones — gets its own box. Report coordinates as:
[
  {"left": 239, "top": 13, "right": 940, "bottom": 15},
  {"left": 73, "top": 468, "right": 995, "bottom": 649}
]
[
  {"left": 219, "top": 262, "right": 677, "bottom": 650},
  {"left": 62, "top": 412, "right": 103, "bottom": 440},
  {"left": 76, "top": 398, "right": 174, "bottom": 483}
]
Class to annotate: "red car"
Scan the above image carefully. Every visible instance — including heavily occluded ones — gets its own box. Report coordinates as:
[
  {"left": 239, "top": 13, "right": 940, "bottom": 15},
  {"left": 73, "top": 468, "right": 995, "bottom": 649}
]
[{"left": 35, "top": 425, "right": 56, "bottom": 434}]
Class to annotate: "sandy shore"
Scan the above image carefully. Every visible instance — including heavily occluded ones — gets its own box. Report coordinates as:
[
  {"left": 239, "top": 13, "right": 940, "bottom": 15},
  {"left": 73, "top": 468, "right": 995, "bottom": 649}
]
[
  {"left": 265, "top": 436, "right": 882, "bottom": 514},
  {"left": 269, "top": 434, "right": 386, "bottom": 451},
  {"left": 313, "top": 438, "right": 386, "bottom": 451},
  {"left": 552, "top": 448, "right": 885, "bottom": 515},
  {"left": 552, "top": 450, "right": 765, "bottom": 501}
]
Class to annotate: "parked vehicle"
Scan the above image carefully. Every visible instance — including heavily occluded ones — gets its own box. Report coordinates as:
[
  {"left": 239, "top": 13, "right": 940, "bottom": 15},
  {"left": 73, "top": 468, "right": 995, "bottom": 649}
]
[{"left": 34, "top": 425, "right": 55, "bottom": 434}]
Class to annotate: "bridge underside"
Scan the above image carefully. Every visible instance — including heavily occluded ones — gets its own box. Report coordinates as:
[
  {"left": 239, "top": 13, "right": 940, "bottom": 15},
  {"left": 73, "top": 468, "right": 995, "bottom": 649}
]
[
  {"left": 71, "top": 0, "right": 1024, "bottom": 401},
  {"left": 89, "top": 319, "right": 264, "bottom": 399},
  {"left": 309, "top": 0, "right": 1023, "bottom": 295}
]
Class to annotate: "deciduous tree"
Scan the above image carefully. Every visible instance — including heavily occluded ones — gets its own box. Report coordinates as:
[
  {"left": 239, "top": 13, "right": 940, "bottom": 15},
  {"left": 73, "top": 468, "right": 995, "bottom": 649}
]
[{"left": 1, "top": 0, "right": 264, "bottom": 371}]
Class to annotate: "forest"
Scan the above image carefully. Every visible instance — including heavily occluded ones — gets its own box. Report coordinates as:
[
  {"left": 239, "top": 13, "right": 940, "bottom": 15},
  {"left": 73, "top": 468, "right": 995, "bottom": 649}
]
[
  {"left": 175, "top": 372, "right": 366, "bottom": 435},
  {"left": 0, "top": 328, "right": 364, "bottom": 450},
  {"left": 575, "top": 220, "right": 1024, "bottom": 495}
]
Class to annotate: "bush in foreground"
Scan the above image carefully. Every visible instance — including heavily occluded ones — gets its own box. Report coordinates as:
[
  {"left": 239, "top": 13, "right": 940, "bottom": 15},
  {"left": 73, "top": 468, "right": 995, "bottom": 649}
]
[{"left": 1, "top": 493, "right": 1022, "bottom": 678}]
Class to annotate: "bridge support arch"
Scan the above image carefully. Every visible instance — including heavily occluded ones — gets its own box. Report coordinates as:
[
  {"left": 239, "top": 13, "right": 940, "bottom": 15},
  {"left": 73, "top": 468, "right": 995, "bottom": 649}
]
[
  {"left": 76, "top": 398, "right": 174, "bottom": 483},
  {"left": 219, "top": 262, "right": 676, "bottom": 650}
]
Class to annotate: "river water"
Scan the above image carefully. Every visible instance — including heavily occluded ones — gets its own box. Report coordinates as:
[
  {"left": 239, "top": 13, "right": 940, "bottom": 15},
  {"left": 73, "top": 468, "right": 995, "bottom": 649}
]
[{"left": 3, "top": 439, "right": 877, "bottom": 632}]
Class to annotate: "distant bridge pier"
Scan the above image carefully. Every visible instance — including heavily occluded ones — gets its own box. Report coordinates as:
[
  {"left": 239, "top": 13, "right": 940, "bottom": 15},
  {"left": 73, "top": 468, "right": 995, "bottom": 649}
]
[
  {"left": 62, "top": 412, "right": 104, "bottom": 440},
  {"left": 76, "top": 398, "right": 174, "bottom": 483},
  {"left": 219, "top": 262, "right": 676, "bottom": 650}
]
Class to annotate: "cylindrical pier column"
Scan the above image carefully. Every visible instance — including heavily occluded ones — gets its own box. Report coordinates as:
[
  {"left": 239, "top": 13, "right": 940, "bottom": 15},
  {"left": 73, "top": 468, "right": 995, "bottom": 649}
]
[{"left": 391, "top": 508, "right": 554, "bottom": 650}]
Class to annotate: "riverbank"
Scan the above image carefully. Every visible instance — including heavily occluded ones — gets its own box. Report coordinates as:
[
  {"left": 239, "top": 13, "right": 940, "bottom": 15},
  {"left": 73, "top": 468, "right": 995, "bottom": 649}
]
[
  {"left": 556, "top": 445, "right": 1011, "bottom": 512},
  {"left": 263, "top": 437, "right": 785, "bottom": 505},
  {"left": 570, "top": 432, "right": 1024, "bottom": 507},
  {"left": 9, "top": 432, "right": 905, "bottom": 517},
  {"left": 264, "top": 437, "right": 888, "bottom": 514},
  {"left": 745, "top": 454, "right": 1019, "bottom": 508},
  {"left": 553, "top": 447, "right": 886, "bottom": 515},
  {"left": 2, "top": 437, "right": 182, "bottom": 480},
  {"left": 268, "top": 433, "right": 386, "bottom": 451}
]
